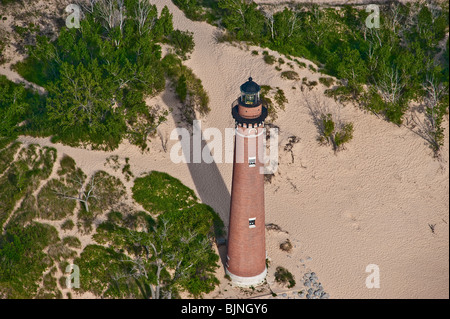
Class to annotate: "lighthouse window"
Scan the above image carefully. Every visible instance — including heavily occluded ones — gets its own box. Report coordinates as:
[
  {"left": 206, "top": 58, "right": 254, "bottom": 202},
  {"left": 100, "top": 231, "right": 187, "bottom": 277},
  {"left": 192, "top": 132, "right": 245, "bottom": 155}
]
[
  {"left": 249, "top": 218, "right": 256, "bottom": 228},
  {"left": 248, "top": 157, "right": 256, "bottom": 167},
  {"left": 245, "top": 94, "right": 255, "bottom": 104}
]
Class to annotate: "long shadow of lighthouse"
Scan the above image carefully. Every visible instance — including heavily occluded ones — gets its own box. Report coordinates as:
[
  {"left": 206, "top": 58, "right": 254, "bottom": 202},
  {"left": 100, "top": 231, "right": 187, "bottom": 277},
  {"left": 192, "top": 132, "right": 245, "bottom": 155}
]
[{"left": 161, "top": 88, "right": 231, "bottom": 267}]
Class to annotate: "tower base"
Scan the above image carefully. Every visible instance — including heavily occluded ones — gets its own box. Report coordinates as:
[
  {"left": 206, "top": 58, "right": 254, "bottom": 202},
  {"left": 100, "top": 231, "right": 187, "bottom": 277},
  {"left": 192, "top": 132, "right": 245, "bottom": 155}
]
[{"left": 225, "top": 267, "right": 267, "bottom": 288}]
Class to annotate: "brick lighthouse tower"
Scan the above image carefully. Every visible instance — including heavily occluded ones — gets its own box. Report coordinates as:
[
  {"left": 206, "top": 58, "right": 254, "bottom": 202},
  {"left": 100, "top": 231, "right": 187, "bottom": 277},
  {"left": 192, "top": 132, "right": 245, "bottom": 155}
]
[{"left": 226, "top": 77, "right": 268, "bottom": 287}]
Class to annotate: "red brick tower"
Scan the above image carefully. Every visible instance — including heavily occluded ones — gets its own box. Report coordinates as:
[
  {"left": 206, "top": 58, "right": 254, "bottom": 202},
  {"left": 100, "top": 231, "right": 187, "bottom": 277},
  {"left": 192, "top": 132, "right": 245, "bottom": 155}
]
[{"left": 226, "top": 77, "right": 268, "bottom": 287}]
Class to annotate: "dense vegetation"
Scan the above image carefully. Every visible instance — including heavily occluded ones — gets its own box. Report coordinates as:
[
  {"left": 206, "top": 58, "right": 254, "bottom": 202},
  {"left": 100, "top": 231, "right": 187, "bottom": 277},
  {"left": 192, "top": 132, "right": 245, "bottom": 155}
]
[
  {"left": 0, "top": 143, "right": 56, "bottom": 228},
  {"left": 173, "top": 0, "right": 449, "bottom": 155},
  {"left": 0, "top": 75, "right": 42, "bottom": 138},
  {"left": 0, "top": 222, "right": 60, "bottom": 298},
  {"left": 0, "top": 0, "right": 204, "bottom": 151},
  {"left": 13, "top": 1, "right": 174, "bottom": 151},
  {"left": 77, "top": 171, "right": 224, "bottom": 298},
  {"left": 0, "top": 141, "right": 223, "bottom": 299}
]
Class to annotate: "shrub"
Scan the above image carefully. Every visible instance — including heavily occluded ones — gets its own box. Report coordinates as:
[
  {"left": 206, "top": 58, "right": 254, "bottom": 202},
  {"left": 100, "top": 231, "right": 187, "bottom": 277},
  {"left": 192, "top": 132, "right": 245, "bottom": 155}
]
[
  {"left": 279, "top": 239, "right": 293, "bottom": 252},
  {"left": 61, "top": 219, "right": 75, "bottom": 231},
  {"left": 0, "top": 144, "right": 56, "bottom": 228},
  {"left": 281, "top": 71, "right": 299, "bottom": 80},
  {"left": 132, "top": 171, "right": 198, "bottom": 214},
  {"left": 73, "top": 245, "right": 134, "bottom": 298},
  {"left": 0, "top": 141, "right": 21, "bottom": 175},
  {"left": 274, "top": 89, "right": 288, "bottom": 109},
  {"left": 308, "top": 64, "right": 317, "bottom": 72},
  {"left": 176, "top": 74, "right": 188, "bottom": 102},
  {"left": 84, "top": 170, "right": 127, "bottom": 216},
  {"left": 167, "top": 30, "right": 195, "bottom": 60},
  {"left": 319, "top": 77, "right": 334, "bottom": 88},
  {"left": 295, "top": 60, "right": 306, "bottom": 68},
  {"left": 334, "top": 122, "right": 354, "bottom": 148},
  {"left": 263, "top": 54, "right": 276, "bottom": 65},
  {"left": 37, "top": 179, "right": 77, "bottom": 220},
  {"left": 62, "top": 236, "right": 81, "bottom": 249},
  {"left": 362, "top": 89, "right": 406, "bottom": 125},
  {"left": 274, "top": 266, "right": 296, "bottom": 288},
  {"left": 318, "top": 114, "right": 354, "bottom": 151},
  {"left": 0, "top": 222, "right": 59, "bottom": 298},
  {"left": 162, "top": 54, "right": 210, "bottom": 119}
]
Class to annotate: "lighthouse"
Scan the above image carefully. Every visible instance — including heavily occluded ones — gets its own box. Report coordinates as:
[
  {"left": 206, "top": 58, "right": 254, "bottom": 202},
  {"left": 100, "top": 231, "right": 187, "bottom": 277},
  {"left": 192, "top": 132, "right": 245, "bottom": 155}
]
[{"left": 226, "top": 77, "right": 268, "bottom": 287}]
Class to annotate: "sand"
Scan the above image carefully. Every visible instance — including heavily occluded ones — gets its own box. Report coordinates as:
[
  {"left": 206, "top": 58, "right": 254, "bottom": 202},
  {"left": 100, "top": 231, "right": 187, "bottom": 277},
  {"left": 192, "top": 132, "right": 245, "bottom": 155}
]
[{"left": 1, "top": 0, "right": 449, "bottom": 299}]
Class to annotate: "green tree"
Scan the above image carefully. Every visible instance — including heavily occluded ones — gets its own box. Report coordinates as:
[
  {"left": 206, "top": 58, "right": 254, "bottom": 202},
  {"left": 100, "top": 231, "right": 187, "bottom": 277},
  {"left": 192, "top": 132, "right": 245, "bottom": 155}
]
[
  {"left": 0, "top": 76, "right": 29, "bottom": 137},
  {"left": 46, "top": 60, "right": 120, "bottom": 135}
]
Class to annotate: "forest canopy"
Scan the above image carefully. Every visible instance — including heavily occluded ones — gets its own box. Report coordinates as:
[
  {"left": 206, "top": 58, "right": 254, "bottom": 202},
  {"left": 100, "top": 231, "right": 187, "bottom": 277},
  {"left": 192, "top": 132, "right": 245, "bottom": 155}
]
[{"left": 1, "top": 0, "right": 200, "bottom": 151}]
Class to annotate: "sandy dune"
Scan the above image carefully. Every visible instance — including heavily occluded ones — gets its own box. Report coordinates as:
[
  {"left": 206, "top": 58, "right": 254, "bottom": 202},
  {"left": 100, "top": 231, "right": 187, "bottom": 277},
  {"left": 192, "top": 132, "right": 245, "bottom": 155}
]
[{"left": 3, "top": 0, "right": 449, "bottom": 299}]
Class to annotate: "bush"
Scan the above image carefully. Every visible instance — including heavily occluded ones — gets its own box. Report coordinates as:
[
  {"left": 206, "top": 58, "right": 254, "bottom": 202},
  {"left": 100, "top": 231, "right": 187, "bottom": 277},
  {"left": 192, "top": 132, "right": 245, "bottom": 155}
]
[
  {"left": 176, "top": 74, "right": 188, "bottom": 102},
  {"left": 318, "top": 114, "right": 354, "bottom": 151},
  {"left": 162, "top": 54, "right": 210, "bottom": 120},
  {"left": 279, "top": 239, "right": 293, "bottom": 252},
  {"left": 37, "top": 179, "right": 77, "bottom": 220},
  {"left": 132, "top": 171, "right": 198, "bottom": 214},
  {"left": 319, "top": 77, "right": 334, "bottom": 88},
  {"left": 62, "top": 236, "right": 81, "bottom": 249},
  {"left": 280, "top": 71, "right": 300, "bottom": 80},
  {"left": 274, "top": 266, "right": 296, "bottom": 288},
  {"left": 167, "top": 30, "right": 195, "bottom": 60},
  {"left": 0, "top": 144, "right": 56, "bottom": 228},
  {"left": 362, "top": 89, "right": 406, "bottom": 125},
  {"left": 0, "top": 222, "right": 59, "bottom": 298},
  {"left": 263, "top": 54, "right": 276, "bottom": 65},
  {"left": 0, "top": 141, "right": 21, "bottom": 175},
  {"left": 61, "top": 219, "right": 75, "bottom": 231},
  {"left": 295, "top": 60, "right": 306, "bottom": 68},
  {"left": 274, "top": 89, "right": 288, "bottom": 109},
  {"left": 73, "top": 245, "right": 135, "bottom": 298}
]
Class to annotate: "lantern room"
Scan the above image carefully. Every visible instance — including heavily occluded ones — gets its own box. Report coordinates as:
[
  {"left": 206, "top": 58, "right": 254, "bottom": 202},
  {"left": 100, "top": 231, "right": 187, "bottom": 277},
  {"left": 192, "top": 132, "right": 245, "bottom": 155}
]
[{"left": 240, "top": 77, "right": 261, "bottom": 106}]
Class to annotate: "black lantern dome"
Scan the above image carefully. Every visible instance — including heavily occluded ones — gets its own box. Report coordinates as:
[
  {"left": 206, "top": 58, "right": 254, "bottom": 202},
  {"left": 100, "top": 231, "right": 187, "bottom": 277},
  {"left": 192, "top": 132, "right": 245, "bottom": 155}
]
[{"left": 240, "top": 77, "right": 261, "bottom": 106}]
